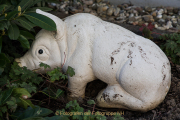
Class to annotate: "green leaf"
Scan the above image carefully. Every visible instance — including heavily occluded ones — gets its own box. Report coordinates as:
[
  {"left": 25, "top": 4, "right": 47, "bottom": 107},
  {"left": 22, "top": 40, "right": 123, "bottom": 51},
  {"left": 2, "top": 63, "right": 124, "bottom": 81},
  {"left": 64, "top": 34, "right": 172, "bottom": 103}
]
[
  {"left": 0, "top": 4, "right": 8, "bottom": 13},
  {"left": 45, "top": 116, "right": 69, "bottom": 120},
  {"left": 0, "top": 36, "right": 2, "bottom": 53},
  {"left": 18, "top": 98, "right": 35, "bottom": 109},
  {"left": 0, "top": 88, "right": 14, "bottom": 105},
  {"left": 0, "top": 53, "right": 10, "bottom": 67},
  {"left": 39, "top": 62, "right": 50, "bottom": 69},
  {"left": 8, "top": 22, "right": 20, "bottom": 40},
  {"left": 19, "top": 82, "right": 37, "bottom": 93},
  {"left": 18, "top": 34, "right": 30, "bottom": 49},
  {"left": 5, "top": 11, "right": 19, "bottom": 20},
  {"left": 24, "top": 13, "right": 56, "bottom": 31},
  {"left": 87, "top": 100, "right": 96, "bottom": 105},
  {"left": 12, "top": 88, "right": 31, "bottom": 98},
  {"left": 17, "top": 0, "right": 33, "bottom": 12},
  {"left": 0, "top": 67, "right": 4, "bottom": 75},
  {"left": 10, "top": 0, "right": 17, "bottom": 5},
  {"left": 20, "top": 30, "right": 35, "bottom": 40},
  {"left": 0, "top": 106, "right": 7, "bottom": 113},
  {"left": 16, "top": 17, "right": 36, "bottom": 30},
  {"left": 12, "top": 106, "right": 53, "bottom": 120},
  {"left": 165, "top": 40, "right": 177, "bottom": 51},
  {"left": 23, "top": 117, "right": 46, "bottom": 120},
  {"left": 55, "top": 89, "right": 64, "bottom": 98},
  {"left": 26, "top": 7, "right": 52, "bottom": 13},
  {"left": 66, "top": 66, "right": 75, "bottom": 77}
]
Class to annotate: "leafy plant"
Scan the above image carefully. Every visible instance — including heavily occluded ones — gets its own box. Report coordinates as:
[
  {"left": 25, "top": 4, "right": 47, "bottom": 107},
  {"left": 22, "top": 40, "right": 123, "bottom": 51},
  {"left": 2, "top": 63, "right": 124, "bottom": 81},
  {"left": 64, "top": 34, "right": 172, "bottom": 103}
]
[
  {"left": 55, "top": 100, "right": 124, "bottom": 120},
  {"left": 139, "top": 22, "right": 155, "bottom": 39},
  {"left": 160, "top": 33, "right": 180, "bottom": 64},
  {"left": 0, "top": 0, "right": 56, "bottom": 75}
]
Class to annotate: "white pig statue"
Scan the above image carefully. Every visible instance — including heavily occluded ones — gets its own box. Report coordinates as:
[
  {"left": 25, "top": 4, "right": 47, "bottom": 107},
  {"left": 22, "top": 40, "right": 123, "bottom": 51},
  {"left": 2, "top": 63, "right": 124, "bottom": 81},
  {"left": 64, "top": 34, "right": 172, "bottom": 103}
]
[{"left": 15, "top": 9, "right": 171, "bottom": 112}]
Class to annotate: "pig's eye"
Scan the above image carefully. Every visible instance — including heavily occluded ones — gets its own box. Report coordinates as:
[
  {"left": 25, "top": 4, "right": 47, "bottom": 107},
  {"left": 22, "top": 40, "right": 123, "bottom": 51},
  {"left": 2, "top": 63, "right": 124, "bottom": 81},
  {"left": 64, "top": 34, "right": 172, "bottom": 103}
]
[{"left": 38, "top": 49, "right": 43, "bottom": 54}]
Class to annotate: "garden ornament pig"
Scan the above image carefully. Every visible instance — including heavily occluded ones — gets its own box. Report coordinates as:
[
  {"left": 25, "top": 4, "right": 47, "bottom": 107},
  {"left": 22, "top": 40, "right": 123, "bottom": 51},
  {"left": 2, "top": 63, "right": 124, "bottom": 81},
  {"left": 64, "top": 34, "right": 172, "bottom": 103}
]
[{"left": 15, "top": 9, "right": 171, "bottom": 112}]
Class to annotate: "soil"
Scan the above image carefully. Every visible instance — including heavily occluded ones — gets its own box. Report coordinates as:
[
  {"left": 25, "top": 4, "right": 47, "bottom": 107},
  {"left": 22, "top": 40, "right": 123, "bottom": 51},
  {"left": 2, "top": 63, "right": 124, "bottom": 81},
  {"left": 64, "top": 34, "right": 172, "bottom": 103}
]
[{"left": 31, "top": 11, "right": 180, "bottom": 120}]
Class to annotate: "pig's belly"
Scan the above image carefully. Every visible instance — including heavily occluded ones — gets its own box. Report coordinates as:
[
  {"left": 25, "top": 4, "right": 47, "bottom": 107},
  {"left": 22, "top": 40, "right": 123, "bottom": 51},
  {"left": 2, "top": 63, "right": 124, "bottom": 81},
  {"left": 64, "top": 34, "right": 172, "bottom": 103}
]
[{"left": 91, "top": 35, "right": 171, "bottom": 100}]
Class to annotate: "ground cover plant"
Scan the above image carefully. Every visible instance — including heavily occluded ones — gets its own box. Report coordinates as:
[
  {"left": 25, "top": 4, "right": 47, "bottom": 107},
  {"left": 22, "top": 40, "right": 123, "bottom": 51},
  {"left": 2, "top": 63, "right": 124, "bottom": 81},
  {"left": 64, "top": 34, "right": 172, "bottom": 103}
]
[{"left": 0, "top": 0, "right": 124, "bottom": 119}]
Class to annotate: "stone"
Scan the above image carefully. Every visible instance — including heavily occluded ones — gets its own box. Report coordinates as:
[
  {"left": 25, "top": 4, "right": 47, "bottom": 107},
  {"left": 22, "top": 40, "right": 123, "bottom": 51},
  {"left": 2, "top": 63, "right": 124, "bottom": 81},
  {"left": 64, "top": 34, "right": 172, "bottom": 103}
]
[
  {"left": 129, "top": 16, "right": 136, "bottom": 22},
  {"left": 156, "top": 26, "right": 167, "bottom": 30},
  {"left": 173, "top": 8, "right": 179, "bottom": 14},
  {"left": 84, "top": 8, "right": 91, "bottom": 13},
  {"left": 96, "top": 0, "right": 102, "bottom": 3},
  {"left": 97, "top": 6, "right": 108, "bottom": 14},
  {"left": 163, "top": 8, "right": 167, "bottom": 14},
  {"left": 138, "top": 21, "right": 145, "bottom": 26},
  {"left": 166, "top": 21, "right": 173, "bottom": 29},
  {"left": 145, "top": 6, "right": 152, "bottom": 12},
  {"left": 143, "top": 15, "right": 154, "bottom": 22},
  {"left": 157, "top": 9, "right": 164, "bottom": 15},
  {"left": 129, "top": 13, "right": 134, "bottom": 18},
  {"left": 90, "top": 10, "right": 98, "bottom": 16},
  {"left": 107, "top": 7, "right": 114, "bottom": 16},
  {"left": 178, "top": 11, "right": 180, "bottom": 15},
  {"left": 92, "top": 4, "right": 97, "bottom": 10},
  {"left": 158, "top": 19, "right": 165, "bottom": 24},
  {"left": 16, "top": 9, "right": 171, "bottom": 112},
  {"left": 114, "top": 7, "right": 120, "bottom": 16},
  {"left": 48, "top": 3, "right": 56, "bottom": 9},
  {"left": 151, "top": 11, "right": 157, "bottom": 17},
  {"left": 83, "top": 0, "right": 93, "bottom": 6},
  {"left": 108, "top": 16, "right": 115, "bottom": 21},
  {"left": 157, "top": 14, "right": 162, "bottom": 19}
]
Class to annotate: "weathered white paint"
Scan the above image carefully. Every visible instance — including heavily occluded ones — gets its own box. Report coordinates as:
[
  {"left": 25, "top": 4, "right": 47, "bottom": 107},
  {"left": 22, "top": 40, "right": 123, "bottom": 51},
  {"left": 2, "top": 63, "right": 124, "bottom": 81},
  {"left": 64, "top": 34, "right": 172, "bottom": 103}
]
[
  {"left": 15, "top": 9, "right": 171, "bottom": 112},
  {"left": 105, "top": 0, "right": 180, "bottom": 7}
]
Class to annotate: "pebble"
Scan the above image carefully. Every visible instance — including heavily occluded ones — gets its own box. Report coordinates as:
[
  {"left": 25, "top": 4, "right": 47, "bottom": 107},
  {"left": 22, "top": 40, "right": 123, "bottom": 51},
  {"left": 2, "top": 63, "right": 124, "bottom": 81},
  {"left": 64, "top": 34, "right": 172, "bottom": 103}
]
[
  {"left": 83, "top": 0, "right": 93, "bottom": 5},
  {"left": 143, "top": 15, "right": 154, "bottom": 22},
  {"left": 114, "top": 7, "right": 120, "bottom": 16},
  {"left": 107, "top": 7, "right": 114, "bottom": 16},
  {"left": 50, "top": 0, "right": 180, "bottom": 31}
]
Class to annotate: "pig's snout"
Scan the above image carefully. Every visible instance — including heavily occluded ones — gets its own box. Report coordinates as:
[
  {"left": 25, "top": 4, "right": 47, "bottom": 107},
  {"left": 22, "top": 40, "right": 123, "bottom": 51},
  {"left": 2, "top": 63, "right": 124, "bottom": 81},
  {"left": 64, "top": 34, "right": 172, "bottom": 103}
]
[{"left": 15, "top": 58, "right": 23, "bottom": 67}]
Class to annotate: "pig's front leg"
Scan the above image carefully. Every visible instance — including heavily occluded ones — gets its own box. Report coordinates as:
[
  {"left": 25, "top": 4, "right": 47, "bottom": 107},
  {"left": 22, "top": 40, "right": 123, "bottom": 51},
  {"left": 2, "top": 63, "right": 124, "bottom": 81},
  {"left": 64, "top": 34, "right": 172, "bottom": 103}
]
[{"left": 66, "top": 66, "right": 96, "bottom": 101}]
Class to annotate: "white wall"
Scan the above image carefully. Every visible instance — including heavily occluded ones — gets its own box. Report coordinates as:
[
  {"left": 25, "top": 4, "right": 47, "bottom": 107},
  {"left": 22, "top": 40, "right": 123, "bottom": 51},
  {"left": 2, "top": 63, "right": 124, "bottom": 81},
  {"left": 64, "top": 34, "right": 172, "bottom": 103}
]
[{"left": 105, "top": 0, "right": 180, "bottom": 7}]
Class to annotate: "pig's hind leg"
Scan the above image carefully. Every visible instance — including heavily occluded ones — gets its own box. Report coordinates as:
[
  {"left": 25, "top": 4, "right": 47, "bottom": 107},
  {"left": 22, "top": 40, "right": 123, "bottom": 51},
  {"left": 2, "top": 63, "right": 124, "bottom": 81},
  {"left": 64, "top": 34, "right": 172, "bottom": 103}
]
[{"left": 95, "top": 84, "right": 150, "bottom": 112}]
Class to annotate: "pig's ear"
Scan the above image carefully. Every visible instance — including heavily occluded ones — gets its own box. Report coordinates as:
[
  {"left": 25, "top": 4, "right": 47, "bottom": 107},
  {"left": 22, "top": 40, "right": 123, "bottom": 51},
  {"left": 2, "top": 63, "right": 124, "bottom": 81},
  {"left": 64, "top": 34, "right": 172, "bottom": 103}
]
[{"left": 36, "top": 9, "right": 65, "bottom": 39}]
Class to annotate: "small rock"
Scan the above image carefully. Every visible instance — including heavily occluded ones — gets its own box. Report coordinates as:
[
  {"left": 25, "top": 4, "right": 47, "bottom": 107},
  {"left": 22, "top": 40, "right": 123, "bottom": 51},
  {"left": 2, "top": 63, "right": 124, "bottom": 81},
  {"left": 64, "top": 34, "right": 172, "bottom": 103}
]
[
  {"left": 145, "top": 6, "right": 152, "bottom": 12},
  {"left": 107, "top": 7, "right": 114, "bottom": 16},
  {"left": 114, "top": 7, "right": 120, "bottom": 16},
  {"left": 83, "top": 0, "right": 93, "bottom": 6},
  {"left": 157, "top": 14, "right": 162, "bottom": 19},
  {"left": 176, "top": 113, "right": 180, "bottom": 120},
  {"left": 90, "top": 10, "right": 98, "bottom": 16},
  {"left": 173, "top": 8, "right": 179, "bottom": 14},
  {"left": 84, "top": 7, "right": 91, "bottom": 13},
  {"left": 129, "top": 16, "right": 136, "bottom": 22},
  {"left": 158, "top": 19, "right": 165, "bottom": 24},
  {"left": 48, "top": 3, "right": 56, "bottom": 9},
  {"left": 51, "top": 3, "right": 57, "bottom": 6},
  {"left": 157, "top": 9, "right": 164, "bottom": 15},
  {"left": 166, "top": 6, "right": 174, "bottom": 12},
  {"left": 108, "top": 17, "right": 115, "bottom": 21},
  {"left": 132, "top": 21, "right": 139, "bottom": 25},
  {"left": 92, "top": 4, "right": 97, "bottom": 10},
  {"left": 143, "top": 15, "right": 154, "bottom": 22},
  {"left": 156, "top": 26, "right": 167, "bottom": 30},
  {"left": 96, "top": 0, "right": 102, "bottom": 3},
  {"left": 166, "top": 21, "right": 173, "bottom": 28},
  {"left": 164, "top": 8, "right": 167, "bottom": 14},
  {"left": 151, "top": 11, "right": 157, "bottom": 17},
  {"left": 129, "top": 13, "right": 134, "bottom": 18},
  {"left": 138, "top": 21, "right": 145, "bottom": 26}
]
